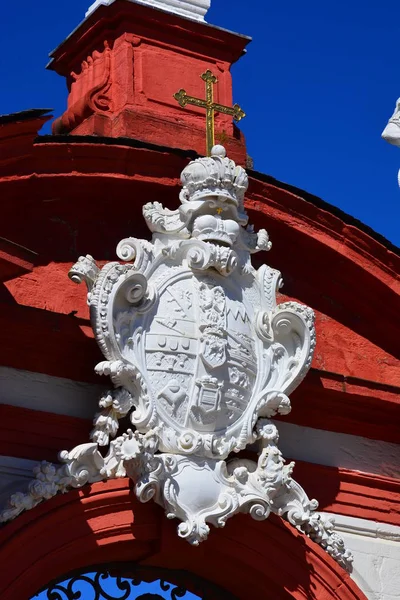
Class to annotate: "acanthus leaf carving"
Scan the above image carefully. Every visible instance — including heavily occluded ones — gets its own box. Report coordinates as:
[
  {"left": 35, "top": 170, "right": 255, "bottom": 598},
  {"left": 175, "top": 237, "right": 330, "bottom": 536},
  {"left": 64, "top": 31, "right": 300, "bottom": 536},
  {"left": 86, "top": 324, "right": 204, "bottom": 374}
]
[{"left": 0, "top": 145, "right": 352, "bottom": 572}]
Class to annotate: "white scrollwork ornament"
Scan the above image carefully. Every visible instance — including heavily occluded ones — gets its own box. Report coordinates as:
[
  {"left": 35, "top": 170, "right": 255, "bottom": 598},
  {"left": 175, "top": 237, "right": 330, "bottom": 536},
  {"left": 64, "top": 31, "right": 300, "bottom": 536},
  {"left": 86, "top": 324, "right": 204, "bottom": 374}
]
[{"left": 0, "top": 145, "right": 352, "bottom": 571}]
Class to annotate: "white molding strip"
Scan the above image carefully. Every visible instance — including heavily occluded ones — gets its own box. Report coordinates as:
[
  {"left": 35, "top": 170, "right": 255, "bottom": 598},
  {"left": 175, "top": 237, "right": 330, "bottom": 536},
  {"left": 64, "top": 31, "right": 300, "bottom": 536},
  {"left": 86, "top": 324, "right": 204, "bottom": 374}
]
[
  {"left": 1, "top": 367, "right": 399, "bottom": 479},
  {"left": 0, "top": 366, "right": 104, "bottom": 419},
  {"left": 0, "top": 456, "right": 37, "bottom": 479},
  {"left": 0, "top": 456, "right": 37, "bottom": 506},
  {"left": 323, "top": 512, "right": 400, "bottom": 542},
  {"left": 323, "top": 512, "right": 400, "bottom": 600},
  {"left": 274, "top": 421, "right": 400, "bottom": 479}
]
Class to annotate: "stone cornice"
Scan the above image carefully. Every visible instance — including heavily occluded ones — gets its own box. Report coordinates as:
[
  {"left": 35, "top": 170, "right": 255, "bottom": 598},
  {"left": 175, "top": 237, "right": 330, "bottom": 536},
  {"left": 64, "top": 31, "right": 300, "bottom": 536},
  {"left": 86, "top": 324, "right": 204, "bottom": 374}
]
[{"left": 47, "top": 1, "right": 250, "bottom": 76}]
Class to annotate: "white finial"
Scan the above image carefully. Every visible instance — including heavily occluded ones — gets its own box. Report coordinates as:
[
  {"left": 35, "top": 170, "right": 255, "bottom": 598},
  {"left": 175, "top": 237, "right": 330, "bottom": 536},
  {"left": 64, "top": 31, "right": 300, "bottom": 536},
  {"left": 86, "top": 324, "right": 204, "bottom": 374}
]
[
  {"left": 86, "top": 0, "right": 211, "bottom": 21},
  {"left": 382, "top": 98, "right": 400, "bottom": 147},
  {"left": 382, "top": 98, "right": 400, "bottom": 187},
  {"left": 211, "top": 145, "right": 227, "bottom": 158}
]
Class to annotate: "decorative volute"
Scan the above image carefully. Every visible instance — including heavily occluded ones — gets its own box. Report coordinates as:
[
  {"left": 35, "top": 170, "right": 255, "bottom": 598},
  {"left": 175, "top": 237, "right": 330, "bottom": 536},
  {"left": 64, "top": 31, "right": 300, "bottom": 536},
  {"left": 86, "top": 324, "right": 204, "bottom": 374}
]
[
  {"left": 86, "top": 0, "right": 211, "bottom": 21},
  {"left": 0, "top": 146, "right": 353, "bottom": 573}
]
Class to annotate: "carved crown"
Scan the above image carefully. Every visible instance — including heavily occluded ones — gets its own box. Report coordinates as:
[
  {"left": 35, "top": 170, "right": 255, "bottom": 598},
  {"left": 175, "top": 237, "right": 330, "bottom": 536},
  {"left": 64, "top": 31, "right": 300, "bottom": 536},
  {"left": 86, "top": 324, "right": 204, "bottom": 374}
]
[{"left": 179, "top": 145, "right": 249, "bottom": 222}]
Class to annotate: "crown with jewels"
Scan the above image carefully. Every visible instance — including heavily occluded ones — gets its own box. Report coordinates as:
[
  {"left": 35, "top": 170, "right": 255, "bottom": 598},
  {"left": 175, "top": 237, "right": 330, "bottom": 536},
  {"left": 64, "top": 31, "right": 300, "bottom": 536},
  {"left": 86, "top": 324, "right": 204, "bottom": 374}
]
[{"left": 179, "top": 145, "right": 249, "bottom": 224}]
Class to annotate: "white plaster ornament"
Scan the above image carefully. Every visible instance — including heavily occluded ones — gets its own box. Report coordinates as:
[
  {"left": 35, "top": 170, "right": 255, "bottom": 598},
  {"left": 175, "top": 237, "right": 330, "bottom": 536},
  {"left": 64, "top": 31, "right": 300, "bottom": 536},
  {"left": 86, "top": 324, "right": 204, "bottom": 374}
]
[{"left": 0, "top": 145, "right": 352, "bottom": 571}]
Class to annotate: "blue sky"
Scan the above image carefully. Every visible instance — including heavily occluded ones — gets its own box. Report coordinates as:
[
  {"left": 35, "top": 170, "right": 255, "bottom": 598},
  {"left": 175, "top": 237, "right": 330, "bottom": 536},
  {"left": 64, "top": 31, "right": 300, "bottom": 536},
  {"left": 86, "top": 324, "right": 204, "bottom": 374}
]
[{"left": 1, "top": 0, "right": 399, "bottom": 246}]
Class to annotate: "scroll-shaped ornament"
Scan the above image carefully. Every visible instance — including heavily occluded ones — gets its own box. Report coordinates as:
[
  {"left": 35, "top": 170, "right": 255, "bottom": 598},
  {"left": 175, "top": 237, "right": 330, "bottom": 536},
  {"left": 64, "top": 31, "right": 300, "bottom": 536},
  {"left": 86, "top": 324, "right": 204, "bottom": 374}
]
[{"left": 0, "top": 145, "right": 352, "bottom": 571}]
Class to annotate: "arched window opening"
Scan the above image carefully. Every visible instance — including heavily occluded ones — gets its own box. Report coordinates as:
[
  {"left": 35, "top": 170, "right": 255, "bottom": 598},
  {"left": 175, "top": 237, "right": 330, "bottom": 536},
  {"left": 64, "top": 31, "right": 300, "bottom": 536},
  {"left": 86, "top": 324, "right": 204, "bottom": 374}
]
[{"left": 31, "top": 565, "right": 235, "bottom": 600}]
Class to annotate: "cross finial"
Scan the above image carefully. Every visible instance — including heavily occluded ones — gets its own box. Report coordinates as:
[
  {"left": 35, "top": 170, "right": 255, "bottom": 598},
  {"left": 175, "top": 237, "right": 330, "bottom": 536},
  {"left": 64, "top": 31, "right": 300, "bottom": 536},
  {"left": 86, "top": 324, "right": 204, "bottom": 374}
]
[{"left": 174, "top": 70, "right": 245, "bottom": 156}]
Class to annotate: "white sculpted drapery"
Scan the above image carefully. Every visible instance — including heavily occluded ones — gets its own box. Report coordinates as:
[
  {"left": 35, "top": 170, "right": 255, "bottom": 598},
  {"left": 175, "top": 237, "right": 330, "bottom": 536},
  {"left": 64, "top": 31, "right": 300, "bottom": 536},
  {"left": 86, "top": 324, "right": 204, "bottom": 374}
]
[{"left": 0, "top": 145, "right": 352, "bottom": 571}]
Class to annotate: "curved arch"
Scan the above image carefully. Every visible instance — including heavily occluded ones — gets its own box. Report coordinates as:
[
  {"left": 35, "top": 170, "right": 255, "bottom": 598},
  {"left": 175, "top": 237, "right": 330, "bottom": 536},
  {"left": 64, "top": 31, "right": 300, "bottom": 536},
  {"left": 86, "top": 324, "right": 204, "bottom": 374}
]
[
  {"left": 0, "top": 479, "right": 366, "bottom": 600},
  {"left": 32, "top": 564, "right": 233, "bottom": 600}
]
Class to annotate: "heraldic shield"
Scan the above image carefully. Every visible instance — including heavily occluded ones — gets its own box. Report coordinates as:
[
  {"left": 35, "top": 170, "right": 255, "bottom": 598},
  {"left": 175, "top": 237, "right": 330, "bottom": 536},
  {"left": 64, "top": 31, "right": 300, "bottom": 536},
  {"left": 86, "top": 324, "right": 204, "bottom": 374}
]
[{"left": 0, "top": 146, "right": 352, "bottom": 570}]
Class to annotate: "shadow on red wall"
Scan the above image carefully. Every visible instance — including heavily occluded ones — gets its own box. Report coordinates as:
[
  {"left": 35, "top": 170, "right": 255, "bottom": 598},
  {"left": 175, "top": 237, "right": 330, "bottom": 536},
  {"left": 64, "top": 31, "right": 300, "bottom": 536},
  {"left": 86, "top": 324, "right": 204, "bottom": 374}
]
[{"left": 0, "top": 479, "right": 366, "bottom": 600}]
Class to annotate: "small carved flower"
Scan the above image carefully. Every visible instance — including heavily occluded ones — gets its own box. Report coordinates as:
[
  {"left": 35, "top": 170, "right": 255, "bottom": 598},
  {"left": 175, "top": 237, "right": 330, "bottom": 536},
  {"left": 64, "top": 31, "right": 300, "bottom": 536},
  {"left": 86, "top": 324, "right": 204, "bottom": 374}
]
[
  {"left": 256, "top": 420, "right": 279, "bottom": 442},
  {"left": 9, "top": 491, "right": 34, "bottom": 510},
  {"left": 115, "top": 429, "right": 142, "bottom": 462},
  {"left": 178, "top": 431, "right": 200, "bottom": 453},
  {"left": 29, "top": 479, "right": 57, "bottom": 500},
  {"left": 33, "top": 462, "right": 57, "bottom": 482}
]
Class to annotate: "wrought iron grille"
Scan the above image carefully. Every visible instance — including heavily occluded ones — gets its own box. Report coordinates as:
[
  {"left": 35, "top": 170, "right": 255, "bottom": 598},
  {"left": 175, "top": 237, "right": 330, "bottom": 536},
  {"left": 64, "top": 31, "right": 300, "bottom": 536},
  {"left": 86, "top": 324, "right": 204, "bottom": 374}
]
[{"left": 31, "top": 565, "right": 234, "bottom": 600}]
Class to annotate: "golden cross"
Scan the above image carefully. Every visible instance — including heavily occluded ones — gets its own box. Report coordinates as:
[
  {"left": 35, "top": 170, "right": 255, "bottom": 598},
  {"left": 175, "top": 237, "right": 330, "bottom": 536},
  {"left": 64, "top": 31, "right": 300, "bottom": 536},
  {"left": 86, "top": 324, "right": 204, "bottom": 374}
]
[{"left": 173, "top": 70, "right": 245, "bottom": 156}]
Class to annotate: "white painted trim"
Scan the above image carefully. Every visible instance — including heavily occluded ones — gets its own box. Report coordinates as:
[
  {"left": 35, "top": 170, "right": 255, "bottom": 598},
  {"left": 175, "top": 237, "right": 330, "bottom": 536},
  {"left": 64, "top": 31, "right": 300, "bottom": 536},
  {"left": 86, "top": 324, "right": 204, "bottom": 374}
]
[
  {"left": 85, "top": 0, "right": 211, "bottom": 21},
  {"left": 0, "top": 366, "right": 104, "bottom": 419},
  {"left": 1, "top": 366, "right": 400, "bottom": 479},
  {"left": 0, "top": 456, "right": 37, "bottom": 506},
  {"left": 0, "top": 455, "right": 37, "bottom": 479},
  {"left": 323, "top": 512, "right": 400, "bottom": 542},
  {"left": 322, "top": 512, "right": 400, "bottom": 600},
  {"left": 274, "top": 420, "right": 400, "bottom": 479}
]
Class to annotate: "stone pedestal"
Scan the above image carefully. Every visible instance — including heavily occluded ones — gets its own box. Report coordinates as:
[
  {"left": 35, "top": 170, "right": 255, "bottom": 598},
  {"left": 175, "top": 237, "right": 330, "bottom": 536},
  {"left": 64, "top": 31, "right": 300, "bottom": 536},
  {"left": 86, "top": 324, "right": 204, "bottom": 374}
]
[{"left": 48, "top": 0, "right": 249, "bottom": 164}]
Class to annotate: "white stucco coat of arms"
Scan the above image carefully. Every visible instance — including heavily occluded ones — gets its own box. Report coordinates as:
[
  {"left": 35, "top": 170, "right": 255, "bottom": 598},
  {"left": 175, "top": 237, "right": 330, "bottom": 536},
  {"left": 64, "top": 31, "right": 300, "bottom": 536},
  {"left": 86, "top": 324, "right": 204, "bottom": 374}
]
[{"left": 0, "top": 146, "right": 352, "bottom": 570}]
